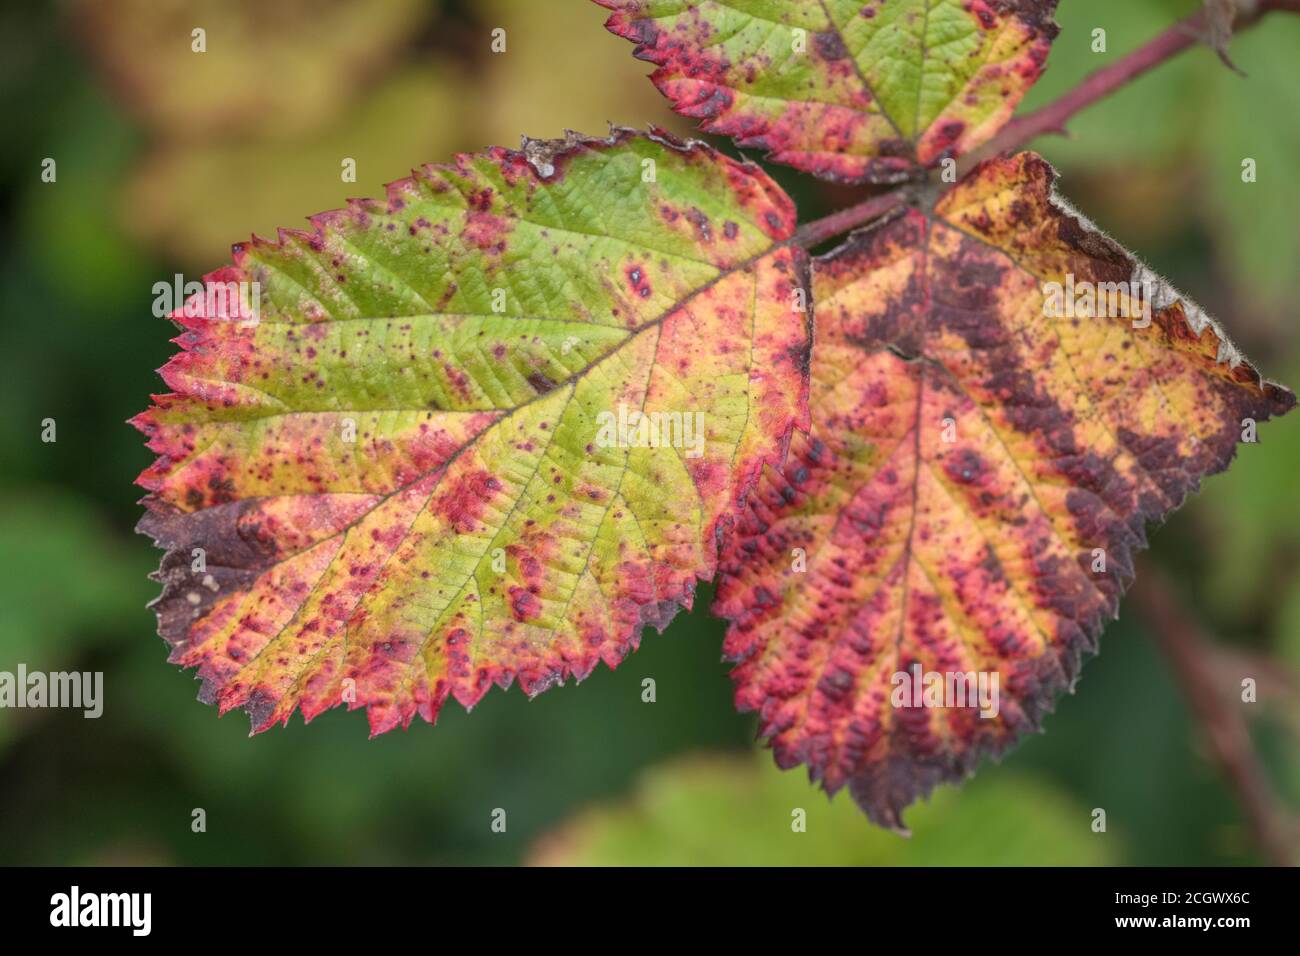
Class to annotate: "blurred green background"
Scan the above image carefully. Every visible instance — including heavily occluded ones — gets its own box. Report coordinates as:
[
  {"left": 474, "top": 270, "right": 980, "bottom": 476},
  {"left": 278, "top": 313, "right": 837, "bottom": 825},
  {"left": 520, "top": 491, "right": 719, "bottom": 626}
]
[{"left": 0, "top": 0, "right": 1297, "bottom": 865}]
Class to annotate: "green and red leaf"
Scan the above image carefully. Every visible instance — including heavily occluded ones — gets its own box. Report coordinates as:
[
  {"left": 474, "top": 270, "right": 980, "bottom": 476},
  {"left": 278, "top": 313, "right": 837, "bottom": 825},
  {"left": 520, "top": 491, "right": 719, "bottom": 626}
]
[
  {"left": 135, "top": 128, "right": 811, "bottom": 734},
  {"left": 713, "top": 151, "right": 1294, "bottom": 828},
  {"left": 599, "top": 0, "right": 1060, "bottom": 183}
]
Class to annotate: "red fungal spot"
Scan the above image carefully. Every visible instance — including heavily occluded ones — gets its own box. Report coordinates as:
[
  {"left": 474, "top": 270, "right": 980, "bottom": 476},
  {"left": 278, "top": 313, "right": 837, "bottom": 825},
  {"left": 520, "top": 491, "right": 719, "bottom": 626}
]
[
  {"left": 684, "top": 207, "right": 713, "bottom": 243},
  {"left": 461, "top": 211, "right": 511, "bottom": 253},
  {"left": 444, "top": 363, "right": 473, "bottom": 402},
  {"left": 944, "top": 448, "right": 988, "bottom": 487},
  {"left": 968, "top": 0, "right": 997, "bottom": 30},
  {"left": 813, "top": 30, "right": 848, "bottom": 61},
  {"left": 430, "top": 469, "right": 502, "bottom": 533},
  {"left": 932, "top": 120, "right": 967, "bottom": 153},
  {"left": 527, "top": 370, "right": 557, "bottom": 394},
  {"left": 508, "top": 586, "right": 542, "bottom": 621},
  {"left": 689, "top": 458, "right": 724, "bottom": 498},
  {"left": 625, "top": 263, "right": 653, "bottom": 299},
  {"left": 761, "top": 210, "right": 788, "bottom": 240}
]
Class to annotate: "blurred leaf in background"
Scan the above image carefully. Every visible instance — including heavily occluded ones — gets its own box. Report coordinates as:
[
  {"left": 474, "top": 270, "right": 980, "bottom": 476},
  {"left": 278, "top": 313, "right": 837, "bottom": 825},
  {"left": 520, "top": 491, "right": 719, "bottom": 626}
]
[
  {"left": 122, "top": 64, "right": 473, "bottom": 267},
  {"left": 73, "top": 0, "right": 428, "bottom": 141},
  {"left": 0, "top": 492, "right": 149, "bottom": 754},
  {"left": 474, "top": 0, "right": 693, "bottom": 144},
  {"left": 529, "top": 753, "right": 1120, "bottom": 866}
]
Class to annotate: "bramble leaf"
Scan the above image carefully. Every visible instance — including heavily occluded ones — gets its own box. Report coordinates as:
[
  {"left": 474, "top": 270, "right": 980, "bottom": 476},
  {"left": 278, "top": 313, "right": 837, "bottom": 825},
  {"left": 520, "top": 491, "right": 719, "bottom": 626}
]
[
  {"left": 598, "top": 0, "right": 1059, "bottom": 183},
  {"left": 713, "top": 151, "right": 1294, "bottom": 829},
  {"left": 135, "top": 129, "right": 810, "bottom": 734},
  {"left": 75, "top": 0, "right": 428, "bottom": 140}
]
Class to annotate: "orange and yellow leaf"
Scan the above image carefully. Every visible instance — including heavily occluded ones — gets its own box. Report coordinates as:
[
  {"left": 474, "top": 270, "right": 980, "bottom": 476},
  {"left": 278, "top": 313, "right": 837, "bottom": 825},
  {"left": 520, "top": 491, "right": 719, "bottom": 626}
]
[{"left": 714, "top": 151, "right": 1294, "bottom": 828}]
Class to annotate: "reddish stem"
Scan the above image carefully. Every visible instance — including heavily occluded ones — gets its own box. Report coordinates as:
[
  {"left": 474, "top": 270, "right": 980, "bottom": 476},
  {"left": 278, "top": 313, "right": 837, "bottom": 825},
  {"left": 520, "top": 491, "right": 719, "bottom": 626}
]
[
  {"left": 962, "top": 0, "right": 1300, "bottom": 173},
  {"left": 1131, "top": 567, "right": 1297, "bottom": 867},
  {"left": 794, "top": 0, "right": 1300, "bottom": 248},
  {"left": 793, "top": 188, "right": 911, "bottom": 250},
  {"left": 960, "top": 23, "right": 1198, "bottom": 174}
]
